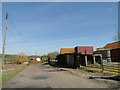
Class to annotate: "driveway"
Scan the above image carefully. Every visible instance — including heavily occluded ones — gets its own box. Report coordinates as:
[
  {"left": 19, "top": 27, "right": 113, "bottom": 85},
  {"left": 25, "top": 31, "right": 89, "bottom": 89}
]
[{"left": 3, "top": 64, "right": 108, "bottom": 88}]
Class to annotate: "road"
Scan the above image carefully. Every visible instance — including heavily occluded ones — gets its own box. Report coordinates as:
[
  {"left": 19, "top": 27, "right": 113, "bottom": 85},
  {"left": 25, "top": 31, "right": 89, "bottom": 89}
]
[{"left": 3, "top": 64, "right": 108, "bottom": 88}]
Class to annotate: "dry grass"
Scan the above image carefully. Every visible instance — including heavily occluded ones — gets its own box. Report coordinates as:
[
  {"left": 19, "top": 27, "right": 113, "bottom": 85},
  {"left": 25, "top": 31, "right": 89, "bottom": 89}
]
[
  {"left": 2, "top": 64, "right": 27, "bottom": 85},
  {"left": 79, "top": 62, "right": 120, "bottom": 76}
]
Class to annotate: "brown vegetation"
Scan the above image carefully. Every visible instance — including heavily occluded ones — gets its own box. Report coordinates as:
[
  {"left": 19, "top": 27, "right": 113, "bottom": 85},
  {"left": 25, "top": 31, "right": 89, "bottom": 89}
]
[{"left": 15, "top": 52, "right": 28, "bottom": 64}]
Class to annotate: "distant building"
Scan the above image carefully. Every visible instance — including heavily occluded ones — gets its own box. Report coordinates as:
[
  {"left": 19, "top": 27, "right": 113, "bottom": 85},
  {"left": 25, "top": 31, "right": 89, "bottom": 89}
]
[
  {"left": 36, "top": 58, "right": 41, "bottom": 61},
  {"left": 31, "top": 58, "right": 36, "bottom": 61},
  {"left": 31, "top": 57, "right": 41, "bottom": 62}
]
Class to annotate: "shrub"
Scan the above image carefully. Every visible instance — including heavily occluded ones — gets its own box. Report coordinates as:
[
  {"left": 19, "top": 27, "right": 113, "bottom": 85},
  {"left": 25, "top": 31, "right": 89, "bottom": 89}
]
[{"left": 15, "top": 52, "right": 28, "bottom": 64}]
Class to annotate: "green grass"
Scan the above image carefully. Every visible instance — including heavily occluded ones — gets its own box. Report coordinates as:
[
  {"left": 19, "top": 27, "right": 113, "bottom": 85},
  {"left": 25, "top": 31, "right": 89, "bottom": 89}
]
[{"left": 2, "top": 64, "right": 27, "bottom": 85}]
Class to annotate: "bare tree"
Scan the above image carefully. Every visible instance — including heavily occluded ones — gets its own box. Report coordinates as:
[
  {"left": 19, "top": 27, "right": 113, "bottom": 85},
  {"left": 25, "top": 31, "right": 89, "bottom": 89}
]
[
  {"left": 113, "top": 30, "right": 120, "bottom": 41},
  {"left": 118, "top": 31, "right": 120, "bottom": 48},
  {"left": 47, "top": 51, "right": 59, "bottom": 59}
]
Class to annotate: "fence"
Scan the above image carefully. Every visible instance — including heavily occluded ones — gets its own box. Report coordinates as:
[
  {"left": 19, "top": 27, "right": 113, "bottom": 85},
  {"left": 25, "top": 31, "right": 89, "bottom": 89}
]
[
  {"left": 103, "top": 62, "right": 120, "bottom": 75},
  {"left": 81, "top": 62, "right": 120, "bottom": 76}
]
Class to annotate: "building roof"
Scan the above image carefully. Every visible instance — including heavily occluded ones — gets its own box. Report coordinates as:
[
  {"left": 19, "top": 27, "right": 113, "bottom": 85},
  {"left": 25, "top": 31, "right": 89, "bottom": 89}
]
[
  {"left": 96, "top": 48, "right": 111, "bottom": 51},
  {"left": 103, "top": 41, "right": 120, "bottom": 49},
  {"left": 60, "top": 48, "right": 75, "bottom": 54},
  {"left": 75, "top": 46, "right": 93, "bottom": 54}
]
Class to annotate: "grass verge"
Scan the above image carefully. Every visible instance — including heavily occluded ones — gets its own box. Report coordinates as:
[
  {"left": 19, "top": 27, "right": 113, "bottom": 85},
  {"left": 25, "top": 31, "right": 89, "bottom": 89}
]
[{"left": 2, "top": 64, "right": 27, "bottom": 85}]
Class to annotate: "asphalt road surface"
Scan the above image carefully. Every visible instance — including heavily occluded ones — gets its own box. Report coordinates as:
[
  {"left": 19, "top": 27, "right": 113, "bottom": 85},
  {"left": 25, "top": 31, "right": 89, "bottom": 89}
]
[{"left": 3, "top": 64, "right": 108, "bottom": 88}]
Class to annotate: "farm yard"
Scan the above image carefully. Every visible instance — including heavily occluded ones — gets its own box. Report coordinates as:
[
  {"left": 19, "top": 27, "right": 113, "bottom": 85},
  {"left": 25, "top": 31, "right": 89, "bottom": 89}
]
[
  {"left": 1, "top": 2, "right": 120, "bottom": 89},
  {"left": 2, "top": 64, "right": 115, "bottom": 88},
  {"left": 1, "top": 41, "right": 120, "bottom": 89}
]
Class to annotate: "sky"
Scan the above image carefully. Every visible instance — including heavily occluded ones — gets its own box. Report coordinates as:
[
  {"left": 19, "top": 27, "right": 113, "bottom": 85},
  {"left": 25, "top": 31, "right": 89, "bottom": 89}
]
[{"left": 2, "top": 2, "right": 118, "bottom": 56}]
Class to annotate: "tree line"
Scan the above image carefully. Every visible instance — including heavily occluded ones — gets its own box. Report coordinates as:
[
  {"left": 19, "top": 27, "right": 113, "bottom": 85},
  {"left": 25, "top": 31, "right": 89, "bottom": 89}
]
[{"left": 3, "top": 51, "right": 59, "bottom": 64}]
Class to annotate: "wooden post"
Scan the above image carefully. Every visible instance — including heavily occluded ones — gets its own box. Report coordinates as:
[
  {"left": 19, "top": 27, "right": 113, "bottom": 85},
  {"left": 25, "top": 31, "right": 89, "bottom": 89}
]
[
  {"left": 2, "top": 12, "right": 8, "bottom": 67},
  {"left": 93, "top": 56, "right": 96, "bottom": 64},
  {"left": 100, "top": 55, "right": 104, "bottom": 74},
  {"left": 85, "top": 55, "right": 87, "bottom": 66}
]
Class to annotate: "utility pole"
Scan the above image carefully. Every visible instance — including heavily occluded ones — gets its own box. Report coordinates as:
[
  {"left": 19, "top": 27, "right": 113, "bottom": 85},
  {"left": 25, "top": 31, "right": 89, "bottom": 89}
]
[{"left": 2, "top": 12, "right": 8, "bottom": 71}]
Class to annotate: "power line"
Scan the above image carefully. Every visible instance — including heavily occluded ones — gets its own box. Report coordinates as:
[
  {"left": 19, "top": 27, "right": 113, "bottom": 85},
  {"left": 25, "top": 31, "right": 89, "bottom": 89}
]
[
  {"left": 2, "top": 22, "right": 31, "bottom": 55},
  {"left": 9, "top": 15, "right": 32, "bottom": 50},
  {"left": 2, "top": 4, "right": 32, "bottom": 55},
  {"left": 0, "top": 23, "right": 5, "bottom": 28},
  {"left": 2, "top": 14, "right": 32, "bottom": 55},
  {"left": 1, "top": 16, "right": 28, "bottom": 54}
]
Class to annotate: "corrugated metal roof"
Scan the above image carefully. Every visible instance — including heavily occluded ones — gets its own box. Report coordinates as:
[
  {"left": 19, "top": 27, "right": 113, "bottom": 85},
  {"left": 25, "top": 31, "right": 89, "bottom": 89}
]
[
  {"left": 103, "top": 41, "right": 120, "bottom": 49},
  {"left": 60, "top": 48, "right": 75, "bottom": 54}
]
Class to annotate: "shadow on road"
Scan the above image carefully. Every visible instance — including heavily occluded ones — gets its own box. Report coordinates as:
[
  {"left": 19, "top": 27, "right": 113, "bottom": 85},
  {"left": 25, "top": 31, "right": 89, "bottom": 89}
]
[
  {"left": 32, "top": 76, "right": 48, "bottom": 80},
  {"left": 10, "top": 82, "right": 19, "bottom": 85},
  {"left": 48, "top": 61, "right": 77, "bottom": 69},
  {"left": 89, "top": 76, "right": 120, "bottom": 81}
]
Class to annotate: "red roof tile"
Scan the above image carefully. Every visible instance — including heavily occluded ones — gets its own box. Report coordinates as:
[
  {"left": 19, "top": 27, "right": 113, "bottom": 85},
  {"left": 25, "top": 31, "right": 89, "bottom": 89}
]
[
  {"left": 60, "top": 48, "right": 75, "bottom": 54},
  {"left": 75, "top": 46, "right": 93, "bottom": 54},
  {"left": 103, "top": 41, "right": 120, "bottom": 49}
]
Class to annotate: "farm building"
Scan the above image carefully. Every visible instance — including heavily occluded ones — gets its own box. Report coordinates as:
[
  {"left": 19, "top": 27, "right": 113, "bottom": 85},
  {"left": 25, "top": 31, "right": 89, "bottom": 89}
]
[
  {"left": 75, "top": 46, "right": 94, "bottom": 65},
  {"left": 94, "top": 41, "right": 120, "bottom": 62},
  {"left": 103, "top": 41, "right": 120, "bottom": 62},
  {"left": 57, "top": 53, "right": 86, "bottom": 68},
  {"left": 56, "top": 41, "right": 120, "bottom": 68},
  {"left": 94, "top": 48, "right": 111, "bottom": 62},
  {"left": 110, "top": 48, "right": 120, "bottom": 62},
  {"left": 57, "top": 53, "right": 76, "bottom": 68},
  {"left": 58, "top": 48, "right": 77, "bottom": 68},
  {"left": 103, "top": 41, "right": 120, "bottom": 49},
  {"left": 57, "top": 46, "right": 94, "bottom": 68}
]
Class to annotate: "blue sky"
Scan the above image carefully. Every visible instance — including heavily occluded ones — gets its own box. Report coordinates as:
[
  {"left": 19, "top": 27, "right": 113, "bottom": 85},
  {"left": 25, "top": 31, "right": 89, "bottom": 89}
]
[{"left": 2, "top": 2, "right": 118, "bottom": 56}]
